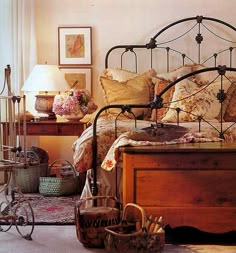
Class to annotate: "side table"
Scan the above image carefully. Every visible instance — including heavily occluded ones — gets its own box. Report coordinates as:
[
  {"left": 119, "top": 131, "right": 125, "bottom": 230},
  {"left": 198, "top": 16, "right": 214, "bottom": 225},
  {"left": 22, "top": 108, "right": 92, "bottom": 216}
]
[{"left": 1, "top": 119, "right": 86, "bottom": 190}]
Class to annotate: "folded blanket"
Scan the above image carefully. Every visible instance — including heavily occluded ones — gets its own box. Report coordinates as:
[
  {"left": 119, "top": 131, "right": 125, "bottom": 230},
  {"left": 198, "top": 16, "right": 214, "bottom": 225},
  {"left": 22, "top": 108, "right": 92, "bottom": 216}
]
[{"left": 101, "top": 129, "right": 223, "bottom": 171}]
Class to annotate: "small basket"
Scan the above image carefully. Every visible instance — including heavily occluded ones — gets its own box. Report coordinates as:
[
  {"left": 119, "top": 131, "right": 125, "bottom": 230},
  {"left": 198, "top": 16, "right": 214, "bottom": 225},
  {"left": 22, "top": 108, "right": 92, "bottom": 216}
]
[
  {"left": 39, "top": 159, "right": 78, "bottom": 196},
  {"left": 104, "top": 203, "right": 165, "bottom": 253},
  {"left": 75, "top": 195, "right": 121, "bottom": 248}
]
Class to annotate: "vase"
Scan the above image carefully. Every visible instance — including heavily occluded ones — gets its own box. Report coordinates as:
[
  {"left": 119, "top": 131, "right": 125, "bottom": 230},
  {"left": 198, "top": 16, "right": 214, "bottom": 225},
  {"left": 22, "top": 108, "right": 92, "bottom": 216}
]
[{"left": 64, "top": 113, "right": 84, "bottom": 122}]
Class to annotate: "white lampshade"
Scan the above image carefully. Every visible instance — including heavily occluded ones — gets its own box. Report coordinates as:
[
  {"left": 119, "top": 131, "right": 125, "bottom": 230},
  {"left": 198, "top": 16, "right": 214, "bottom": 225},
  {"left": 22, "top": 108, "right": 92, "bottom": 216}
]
[
  {"left": 22, "top": 64, "right": 69, "bottom": 92},
  {"left": 22, "top": 64, "right": 69, "bottom": 119}
]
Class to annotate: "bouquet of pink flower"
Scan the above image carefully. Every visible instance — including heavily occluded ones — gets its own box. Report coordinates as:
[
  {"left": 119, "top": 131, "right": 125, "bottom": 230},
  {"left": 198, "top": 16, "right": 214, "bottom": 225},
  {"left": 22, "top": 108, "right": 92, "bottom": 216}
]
[{"left": 53, "top": 89, "right": 97, "bottom": 117}]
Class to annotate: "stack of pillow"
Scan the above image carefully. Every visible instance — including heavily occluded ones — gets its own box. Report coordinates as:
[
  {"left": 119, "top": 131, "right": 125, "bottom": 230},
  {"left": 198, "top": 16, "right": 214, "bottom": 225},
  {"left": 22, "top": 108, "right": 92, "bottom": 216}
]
[
  {"left": 99, "top": 64, "right": 236, "bottom": 123},
  {"left": 100, "top": 68, "right": 156, "bottom": 119}
]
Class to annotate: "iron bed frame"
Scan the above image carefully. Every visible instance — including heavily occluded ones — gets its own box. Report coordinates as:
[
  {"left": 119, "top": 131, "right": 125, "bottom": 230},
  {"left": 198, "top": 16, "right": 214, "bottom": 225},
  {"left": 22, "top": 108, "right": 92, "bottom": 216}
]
[{"left": 90, "top": 15, "right": 236, "bottom": 200}]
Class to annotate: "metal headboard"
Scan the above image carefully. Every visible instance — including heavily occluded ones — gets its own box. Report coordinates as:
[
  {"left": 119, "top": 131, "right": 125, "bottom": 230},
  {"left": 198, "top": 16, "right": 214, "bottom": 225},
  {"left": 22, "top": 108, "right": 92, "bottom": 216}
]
[
  {"left": 91, "top": 15, "right": 236, "bottom": 198},
  {"left": 105, "top": 15, "right": 236, "bottom": 72}
]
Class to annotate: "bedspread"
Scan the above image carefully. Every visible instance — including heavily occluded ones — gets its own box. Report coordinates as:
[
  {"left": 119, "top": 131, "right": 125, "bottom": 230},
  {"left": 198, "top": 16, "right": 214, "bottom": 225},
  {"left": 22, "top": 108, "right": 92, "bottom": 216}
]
[
  {"left": 73, "top": 117, "right": 236, "bottom": 174},
  {"left": 72, "top": 117, "right": 236, "bottom": 203},
  {"left": 101, "top": 130, "right": 224, "bottom": 171},
  {"left": 72, "top": 116, "right": 155, "bottom": 173}
]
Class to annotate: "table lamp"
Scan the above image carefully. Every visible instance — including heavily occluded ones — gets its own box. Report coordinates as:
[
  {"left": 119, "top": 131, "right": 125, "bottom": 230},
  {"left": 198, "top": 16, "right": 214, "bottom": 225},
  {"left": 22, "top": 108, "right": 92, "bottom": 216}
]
[{"left": 22, "top": 64, "right": 69, "bottom": 119}]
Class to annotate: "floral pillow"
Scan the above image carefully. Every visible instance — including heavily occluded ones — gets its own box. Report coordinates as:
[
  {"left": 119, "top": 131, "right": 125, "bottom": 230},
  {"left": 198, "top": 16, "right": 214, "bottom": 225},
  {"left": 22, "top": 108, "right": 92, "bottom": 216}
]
[
  {"left": 156, "top": 64, "right": 193, "bottom": 82},
  {"left": 224, "top": 86, "right": 236, "bottom": 121},
  {"left": 99, "top": 75, "right": 151, "bottom": 118},
  {"left": 162, "top": 78, "right": 233, "bottom": 122},
  {"left": 189, "top": 64, "right": 217, "bottom": 86},
  {"left": 151, "top": 77, "right": 173, "bottom": 121},
  {"left": 150, "top": 65, "right": 194, "bottom": 122}
]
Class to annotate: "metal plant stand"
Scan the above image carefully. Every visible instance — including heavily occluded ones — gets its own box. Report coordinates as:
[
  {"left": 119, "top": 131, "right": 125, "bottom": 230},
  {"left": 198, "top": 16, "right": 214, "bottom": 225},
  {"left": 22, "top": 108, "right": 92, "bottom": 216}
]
[
  {"left": 0, "top": 65, "right": 35, "bottom": 240},
  {"left": 0, "top": 162, "right": 35, "bottom": 240}
]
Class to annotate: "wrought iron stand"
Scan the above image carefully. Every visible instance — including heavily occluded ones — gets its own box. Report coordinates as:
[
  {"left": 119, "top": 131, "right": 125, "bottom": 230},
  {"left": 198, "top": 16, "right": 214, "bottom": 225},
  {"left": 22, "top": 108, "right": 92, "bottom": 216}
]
[{"left": 0, "top": 163, "right": 35, "bottom": 240}]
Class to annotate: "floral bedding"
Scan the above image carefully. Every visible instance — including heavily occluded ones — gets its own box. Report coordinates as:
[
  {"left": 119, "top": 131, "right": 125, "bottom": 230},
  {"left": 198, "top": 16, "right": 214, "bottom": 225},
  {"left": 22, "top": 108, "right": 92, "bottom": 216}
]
[
  {"left": 72, "top": 116, "right": 236, "bottom": 174},
  {"left": 72, "top": 115, "right": 236, "bottom": 201}
]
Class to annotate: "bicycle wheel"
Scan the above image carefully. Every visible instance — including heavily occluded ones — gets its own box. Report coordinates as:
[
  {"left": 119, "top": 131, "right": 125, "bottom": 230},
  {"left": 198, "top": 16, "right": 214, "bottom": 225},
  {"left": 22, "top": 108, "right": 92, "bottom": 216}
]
[
  {"left": 0, "top": 201, "right": 14, "bottom": 232},
  {"left": 13, "top": 199, "right": 34, "bottom": 240}
]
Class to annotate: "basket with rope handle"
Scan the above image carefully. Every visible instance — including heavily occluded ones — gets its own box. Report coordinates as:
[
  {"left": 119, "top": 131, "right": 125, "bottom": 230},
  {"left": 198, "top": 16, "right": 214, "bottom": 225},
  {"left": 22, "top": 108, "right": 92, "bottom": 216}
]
[
  {"left": 104, "top": 203, "right": 165, "bottom": 253},
  {"left": 75, "top": 195, "right": 121, "bottom": 248},
  {"left": 39, "top": 159, "right": 79, "bottom": 196}
]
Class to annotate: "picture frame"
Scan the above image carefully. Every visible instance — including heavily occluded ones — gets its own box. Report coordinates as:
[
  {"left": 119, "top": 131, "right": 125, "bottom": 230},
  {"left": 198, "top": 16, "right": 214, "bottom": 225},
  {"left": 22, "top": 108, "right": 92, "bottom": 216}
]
[
  {"left": 60, "top": 67, "right": 92, "bottom": 93},
  {"left": 58, "top": 27, "right": 92, "bottom": 66}
]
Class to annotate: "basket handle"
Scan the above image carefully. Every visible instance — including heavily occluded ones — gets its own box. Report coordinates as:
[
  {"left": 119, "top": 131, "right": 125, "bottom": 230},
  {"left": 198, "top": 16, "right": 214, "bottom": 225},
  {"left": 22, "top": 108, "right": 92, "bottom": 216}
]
[
  {"left": 122, "top": 203, "right": 146, "bottom": 229},
  {"left": 48, "top": 159, "right": 77, "bottom": 177}
]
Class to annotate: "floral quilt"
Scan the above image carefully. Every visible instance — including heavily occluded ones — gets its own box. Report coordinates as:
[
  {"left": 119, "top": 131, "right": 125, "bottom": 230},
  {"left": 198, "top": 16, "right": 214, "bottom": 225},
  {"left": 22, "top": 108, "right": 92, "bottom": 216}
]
[{"left": 72, "top": 116, "right": 236, "bottom": 174}]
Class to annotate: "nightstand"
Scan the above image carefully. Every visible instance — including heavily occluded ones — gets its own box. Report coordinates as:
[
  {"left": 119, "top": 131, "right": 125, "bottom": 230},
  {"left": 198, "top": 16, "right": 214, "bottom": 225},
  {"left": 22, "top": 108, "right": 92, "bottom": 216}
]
[
  {"left": 4, "top": 119, "right": 86, "bottom": 137},
  {"left": 1, "top": 119, "right": 86, "bottom": 187},
  {"left": 2, "top": 119, "right": 86, "bottom": 143}
]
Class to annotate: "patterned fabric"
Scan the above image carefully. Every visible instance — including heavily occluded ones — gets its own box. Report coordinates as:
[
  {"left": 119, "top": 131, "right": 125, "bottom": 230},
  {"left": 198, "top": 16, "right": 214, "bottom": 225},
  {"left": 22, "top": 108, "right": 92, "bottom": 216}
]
[
  {"left": 101, "top": 129, "right": 223, "bottom": 171},
  {"left": 151, "top": 77, "right": 173, "bottom": 121},
  {"left": 162, "top": 78, "right": 233, "bottom": 122},
  {"left": 72, "top": 117, "right": 236, "bottom": 201},
  {"left": 20, "top": 195, "right": 80, "bottom": 224},
  {"left": 224, "top": 88, "right": 236, "bottom": 121},
  {"left": 72, "top": 117, "right": 150, "bottom": 173},
  {"left": 72, "top": 117, "right": 236, "bottom": 173}
]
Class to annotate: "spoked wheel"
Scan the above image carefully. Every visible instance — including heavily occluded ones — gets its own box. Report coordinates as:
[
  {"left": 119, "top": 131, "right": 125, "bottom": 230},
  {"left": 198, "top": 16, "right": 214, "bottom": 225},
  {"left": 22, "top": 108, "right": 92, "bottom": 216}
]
[
  {"left": 0, "top": 201, "right": 14, "bottom": 232},
  {"left": 13, "top": 200, "right": 34, "bottom": 240}
]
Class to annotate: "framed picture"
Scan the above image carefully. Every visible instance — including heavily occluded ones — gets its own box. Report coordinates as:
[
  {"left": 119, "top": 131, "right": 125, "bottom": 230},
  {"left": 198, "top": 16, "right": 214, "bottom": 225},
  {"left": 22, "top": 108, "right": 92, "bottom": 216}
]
[
  {"left": 58, "top": 27, "right": 92, "bottom": 66},
  {"left": 60, "top": 67, "right": 92, "bottom": 93}
]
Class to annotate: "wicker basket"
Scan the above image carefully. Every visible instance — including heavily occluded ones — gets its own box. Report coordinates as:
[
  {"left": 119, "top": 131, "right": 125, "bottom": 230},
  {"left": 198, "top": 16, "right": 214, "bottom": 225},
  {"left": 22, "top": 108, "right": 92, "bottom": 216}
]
[
  {"left": 15, "top": 163, "right": 48, "bottom": 193},
  {"left": 13, "top": 150, "right": 48, "bottom": 193},
  {"left": 39, "top": 159, "right": 78, "bottom": 196},
  {"left": 75, "top": 196, "right": 121, "bottom": 248},
  {"left": 104, "top": 203, "right": 165, "bottom": 253}
]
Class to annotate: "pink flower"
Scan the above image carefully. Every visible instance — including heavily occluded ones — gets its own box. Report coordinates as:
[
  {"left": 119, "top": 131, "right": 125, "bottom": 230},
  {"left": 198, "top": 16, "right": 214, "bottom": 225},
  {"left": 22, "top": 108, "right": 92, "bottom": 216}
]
[{"left": 53, "top": 89, "right": 97, "bottom": 116}]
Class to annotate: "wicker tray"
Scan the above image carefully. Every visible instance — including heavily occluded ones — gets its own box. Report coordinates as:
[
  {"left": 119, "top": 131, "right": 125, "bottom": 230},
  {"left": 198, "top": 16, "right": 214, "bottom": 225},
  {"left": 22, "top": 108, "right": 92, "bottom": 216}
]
[{"left": 104, "top": 203, "right": 165, "bottom": 253}]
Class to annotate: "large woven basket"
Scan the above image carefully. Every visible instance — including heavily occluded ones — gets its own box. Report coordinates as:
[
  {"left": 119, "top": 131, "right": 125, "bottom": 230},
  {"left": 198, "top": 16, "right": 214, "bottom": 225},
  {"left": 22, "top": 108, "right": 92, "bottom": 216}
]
[
  {"left": 15, "top": 163, "right": 48, "bottom": 193},
  {"left": 39, "top": 159, "right": 78, "bottom": 196},
  {"left": 104, "top": 203, "right": 165, "bottom": 253},
  {"left": 13, "top": 150, "right": 48, "bottom": 193},
  {"left": 75, "top": 195, "right": 121, "bottom": 248}
]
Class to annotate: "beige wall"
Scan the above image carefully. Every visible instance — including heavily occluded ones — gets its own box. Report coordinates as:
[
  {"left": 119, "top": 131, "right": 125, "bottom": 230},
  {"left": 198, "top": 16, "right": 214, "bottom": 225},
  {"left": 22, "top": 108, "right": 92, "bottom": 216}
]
[
  {"left": 33, "top": 0, "right": 236, "bottom": 163},
  {"left": 35, "top": 0, "right": 236, "bottom": 107}
]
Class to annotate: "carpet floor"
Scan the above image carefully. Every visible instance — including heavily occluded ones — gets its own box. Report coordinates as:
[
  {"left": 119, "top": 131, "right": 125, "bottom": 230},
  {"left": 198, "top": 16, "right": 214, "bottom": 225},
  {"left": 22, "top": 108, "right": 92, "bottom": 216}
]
[
  {"left": 0, "top": 226, "right": 235, "bottom": 253},
  {"left": 0, "top": 194, "right": 235, "bottom": 252},
  {"left": 24, "top": 194, "right": 80, "bottom": 225},
  {"left": 1, "top": 193, "right": 235, "bottom": 244},
  {"left": 22, "top": 194, "right": 236, "bottom": 245}
]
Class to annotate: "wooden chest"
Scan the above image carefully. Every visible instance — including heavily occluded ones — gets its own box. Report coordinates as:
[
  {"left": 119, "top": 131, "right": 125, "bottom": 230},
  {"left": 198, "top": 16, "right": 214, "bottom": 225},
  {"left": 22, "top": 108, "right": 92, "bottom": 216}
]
[{"left": 121, "top": 142, "right": 236, "bottom": 233}]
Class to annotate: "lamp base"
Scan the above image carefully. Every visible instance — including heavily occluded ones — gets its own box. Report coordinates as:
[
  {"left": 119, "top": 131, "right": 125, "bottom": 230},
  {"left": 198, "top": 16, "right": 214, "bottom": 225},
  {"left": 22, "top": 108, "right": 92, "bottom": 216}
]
[{"left": 35, "top": 94, "right": 56, "bottom": 120}]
